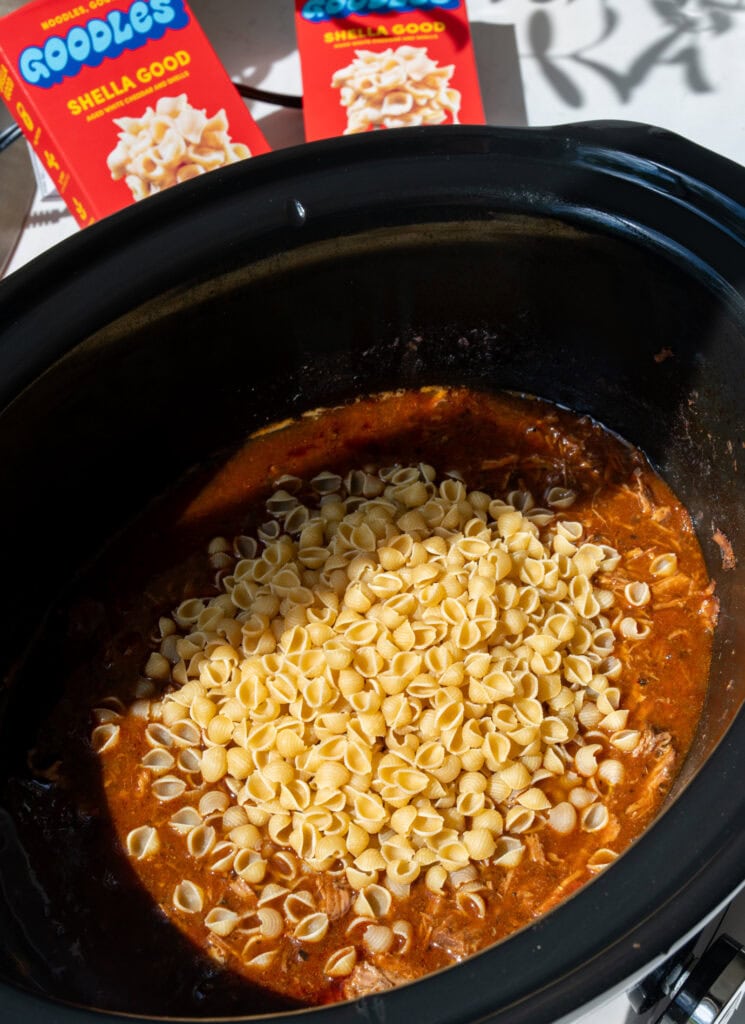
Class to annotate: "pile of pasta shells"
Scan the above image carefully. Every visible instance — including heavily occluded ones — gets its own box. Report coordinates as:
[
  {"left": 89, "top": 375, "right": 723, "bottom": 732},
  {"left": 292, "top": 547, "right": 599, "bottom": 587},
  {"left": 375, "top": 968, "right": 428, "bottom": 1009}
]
[{"left": 93, "top": 463, "right": 657, "bottom": 972}]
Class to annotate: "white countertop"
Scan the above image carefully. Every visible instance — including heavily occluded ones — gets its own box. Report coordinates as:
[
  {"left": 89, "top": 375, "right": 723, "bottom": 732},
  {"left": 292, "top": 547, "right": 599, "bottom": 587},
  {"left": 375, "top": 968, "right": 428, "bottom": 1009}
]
[{"left": 2, "top": 2, "right": 745, "bottom": 1021}]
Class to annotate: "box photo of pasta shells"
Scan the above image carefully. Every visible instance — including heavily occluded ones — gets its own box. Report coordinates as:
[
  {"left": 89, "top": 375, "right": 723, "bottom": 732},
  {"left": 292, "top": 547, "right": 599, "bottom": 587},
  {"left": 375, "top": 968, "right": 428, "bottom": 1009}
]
[
  {"left": 0, "top": 0, "right": 270, "bottom": 226},
  {"left": 295, "top": 0, "right": 484, "bottom": 142}
]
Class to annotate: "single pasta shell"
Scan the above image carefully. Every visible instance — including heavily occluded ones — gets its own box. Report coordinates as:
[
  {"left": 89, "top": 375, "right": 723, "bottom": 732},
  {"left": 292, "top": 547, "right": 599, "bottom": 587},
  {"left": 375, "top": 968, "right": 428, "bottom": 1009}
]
[
  {"left": 230, "top": 824, "right": 262, "bottom": 849},
  {"left": 177, "top": 749, "right": 201, "bottom": 774},
  {"left": 548, "top": 801, "right": 577, "bottom": 835},
  {"left": 650, "top": 552, "right": 677, "bottom": 577},
  {"left": 597, "top": 758, "right": 625, "bottom": 786},
  {"left": 198, "top": 790, "right": 229, "bottom": 817},
  {"left": 170, "top": 719, "right": 201, "bottom": 747},
  {"left": 587, "top": 847, "right": 618, "bottom": 873},
  {"left": 162, "top": 698, "right": 190, "bottom": 726},
  {"left": 354, "top": 883, "right": 391, "bottom": 919},
  {"left": 284, "top": 505, "right": 310, "bottom": 534},
  {"left": 187, "top": 824, "right": 217, "bottom": 859},
  {"left": 126, "top": 825, "right": 160, "bottom": 860},
  {"left": 210, "top": 841, "right": 237, "bottom": 873},
  {"left": 504, "top": 807, "right": 534, "bottom": 834},
  {"left": 258, "top": 883, "right": 289, "bottom": 906},
  {"left": 600, "top": 709, "right": 630, "bottom": 732},
  {"left": 91, "top": 723, "right": 120, "bottom": 753},
  {"left": 258, "top": 907, "right": 284, "bottom": 939},
  {"left": 151, "top": 775, "right": 187, "bottom": 802},
  {"left": 581, "top": 803, "right": 609, "bottom": 833},
  {"left": 222, "top": 804, "right": 249, "bottom": 831},
  {"left": 247, "top": 950, "right": 279, "bottom": 968},
  {"left": 611, "top": 729, "right": 641, "bottom": 753},
  {"left": 493, "top": 837, "right": 524, "bottom": 868},
  {"left": 386, "top": 859, "right": 420, "bottom": 886},
  {"left": 170, "top": 806, "right": 202, "bottom": 833},
  {"left": 425, "top": 864, "right": 448, "bottom": 893},
  {"left": 499, "top": 762, "right": 531, "bottom": 791},
  {"left": 206, "top": 715, "right": 234, "bottom": 746},
  {"left": 270, "top": 850, "right": 299, "bottom": 882},
  {"left": 575, "top": 743, "right": 603, "bottom": 778},
  {"left": 266, "top": 489, "right": 299, "bottom": 514},
  {"left": 363, "top": 924, "right": 394, "bottom": 955},
  {"left": 94, "top": 696, "right": 125, "bottom": 718},
  {"left": 456, "top": 891, "right": 486, "bottom": 918},
  {"left": 145, "top": 651, "right": 171, "bottom": 681},
  {"left": 204, "top": 907, "right": 240, "bottom": 936},
  {"left": 145, "top": 723, "right": 174, "bottom": 749},
  {"left": 516, "top": 787, "right": 552, "bottom": 811},
  {"left": 285, "top": 890, "right": 315, "bottom": 921},
  {"left": 392, "top": 919, "right": 413, "bottom": 953},
  {"left": 568, "top": 787, "right": 597, "bottom": 810},
  {"left": 311, "top": 471, "right": 342, "bottom": 494},
  {"left": 463, "top": 828, "right": 497, "bottom": 860},
  {"left": 191, "top": 695, "right": 217, "bottom": 728},
  {"left": 201, "top": 746, "right": 228, "bottom": 783},
  {"left": 234, "top": 850, "right": 267, "bottom": 884},
  {"left": 624, "top": 581, "right": 651, "bottom": 607},
  {"left": 293, "top": 912, "right": 329, "bottom": 943},
  {"left": 324, "top": 946, "right": 357, "bottom": 978},
  {"left": 173, "top": 880, "right": 203, "bottom": 914}
]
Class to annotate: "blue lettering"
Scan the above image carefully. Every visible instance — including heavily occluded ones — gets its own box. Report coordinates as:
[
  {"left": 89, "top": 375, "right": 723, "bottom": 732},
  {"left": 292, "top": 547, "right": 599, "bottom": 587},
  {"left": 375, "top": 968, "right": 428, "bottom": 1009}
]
[
  {"left": 129, "top": 1, "right": 153, "bottom": 34},
  {"left": 88, "top": 19, "right": 113, "bottom": 54},
  {"left": 18, "top": 46, "right": 47, "bottom": 84},
  {"left": 108, "top": 11, "right": 134, "bottom": 45},
  {"left": 151, "top": 0, "right": 177, "bottom": 25},
  {"left": 44, "top": 37, "right": 68, "bottom": 73},
  {"left": 67, "top": 26, "right": 91, "bottom": 63},
  {"left": 18, "top": 0, "right": 190, "bottom": 88},
  {"left": 300, "top": 0, "right": 459, "bottom": 20}
]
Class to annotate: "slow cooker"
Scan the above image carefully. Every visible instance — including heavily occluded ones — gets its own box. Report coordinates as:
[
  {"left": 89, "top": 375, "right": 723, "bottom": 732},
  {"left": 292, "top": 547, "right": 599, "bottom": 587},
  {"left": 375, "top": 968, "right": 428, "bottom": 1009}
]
[{"left": 0, "top": 122, "right": 744, "bottom": 1024}]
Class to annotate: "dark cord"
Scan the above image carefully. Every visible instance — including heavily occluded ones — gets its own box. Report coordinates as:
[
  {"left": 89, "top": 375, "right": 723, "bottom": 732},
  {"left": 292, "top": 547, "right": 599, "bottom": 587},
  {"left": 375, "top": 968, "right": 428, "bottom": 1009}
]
[
  {"left": 235, "top": 82, "right": 303, "bottom": 109},
  {"left": 0, "top": 123, "right": 22, "bottom": 153}
]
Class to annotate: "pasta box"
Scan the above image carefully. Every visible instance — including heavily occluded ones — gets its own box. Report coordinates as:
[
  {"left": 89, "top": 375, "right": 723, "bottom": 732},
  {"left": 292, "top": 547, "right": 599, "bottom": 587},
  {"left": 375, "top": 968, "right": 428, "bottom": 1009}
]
[
  {"left": 0, "top": 0, "right": 269, "bottom": 226},
  {"left": 294, "top": 0, "right": 484, "bottom": 142}
]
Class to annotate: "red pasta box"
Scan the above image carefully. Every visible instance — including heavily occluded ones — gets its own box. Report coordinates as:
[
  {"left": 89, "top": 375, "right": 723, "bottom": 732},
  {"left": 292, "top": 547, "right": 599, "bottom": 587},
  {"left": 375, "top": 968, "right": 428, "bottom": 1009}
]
[
  {"left": 0, "top": 0, "right": 270, "bottom": 227},
  {"left": 294, "top": 0, "right": 484, "bottom": 142}
]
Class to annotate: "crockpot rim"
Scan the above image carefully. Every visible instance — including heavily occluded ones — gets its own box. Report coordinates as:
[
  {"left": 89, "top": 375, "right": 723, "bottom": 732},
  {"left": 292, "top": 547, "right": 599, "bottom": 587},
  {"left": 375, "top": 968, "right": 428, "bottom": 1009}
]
[
  {"left": 2, "top": 119, "right": 745, "bottom": 409},
  {"left": 1, "top": 121, "right": 744, "bottom": 1024}
]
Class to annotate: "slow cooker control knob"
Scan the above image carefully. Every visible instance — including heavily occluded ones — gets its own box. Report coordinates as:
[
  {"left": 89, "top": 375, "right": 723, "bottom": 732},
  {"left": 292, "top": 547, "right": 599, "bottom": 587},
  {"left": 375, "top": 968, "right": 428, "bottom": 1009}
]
[{"left": 650, "top": 934, "right": 745, "bottom": 1024}]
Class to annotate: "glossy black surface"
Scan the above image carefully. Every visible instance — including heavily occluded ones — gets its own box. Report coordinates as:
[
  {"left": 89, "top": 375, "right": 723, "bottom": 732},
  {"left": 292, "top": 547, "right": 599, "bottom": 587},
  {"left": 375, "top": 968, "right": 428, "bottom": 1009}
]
[{"left": 0, "top": 123, "right": 744, "bottom": 1023}]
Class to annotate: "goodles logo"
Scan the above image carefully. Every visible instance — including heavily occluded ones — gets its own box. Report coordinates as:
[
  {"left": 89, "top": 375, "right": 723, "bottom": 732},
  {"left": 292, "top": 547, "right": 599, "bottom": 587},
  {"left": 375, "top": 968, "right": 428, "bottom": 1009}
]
[
  {"left": 301, "top": 0, "right": 459, "bottom": 20},
  {"left": 18, "top": 0, "right": 190, "bottom": 87}
]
